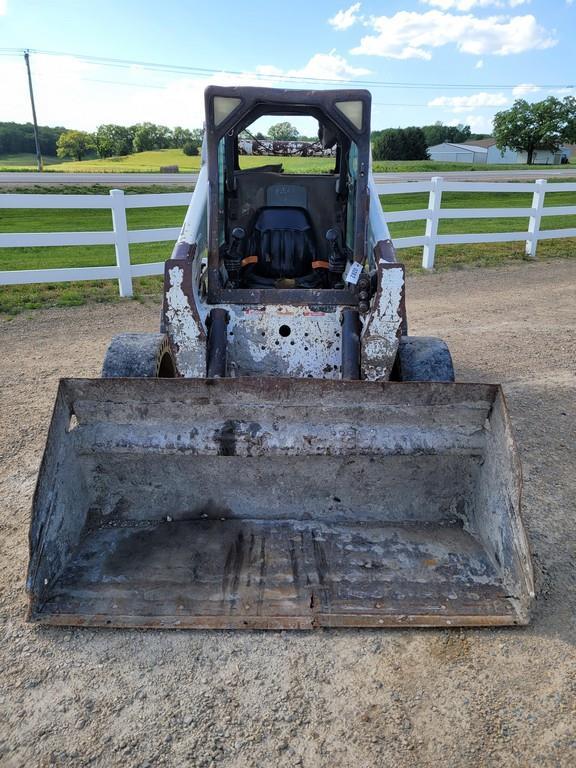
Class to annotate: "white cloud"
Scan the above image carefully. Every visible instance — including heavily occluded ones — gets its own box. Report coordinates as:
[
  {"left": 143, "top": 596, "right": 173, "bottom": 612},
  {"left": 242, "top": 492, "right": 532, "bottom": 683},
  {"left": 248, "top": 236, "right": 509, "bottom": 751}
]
[
  {"left": 329, "top": 2, "right": 362, "bottom": 31},
  {"left": 0, "top": 55, "right": 255, "bottom": 130},
  {"left": 428, "top": 91, "right": 509, "bottom": 112},
  {"left": 422, "top": 0, "right": 495, "bottom": 9},
  {"left": 512, "top": 83, "right": 541, "bottom": 97},
  {"left": 475, "top": 59, "right": 484, "bottom": 68},
  {"left": 282, "top": 51, "right": 369, "bottom": 79},
  {"left": 351, "top": 11, "right": 556, "bottom": 60},
  {"left": 0, "top": 0, "right": 7, "bottom": 13},
  {"left": 458, "top": 114, "right": 495, "bottom": 133},
  {"left": 421, "top": 0, "right": 530, "bottom": 7},
  {"left": 256, "top": 52, "right": 369, "bottom": 81},
  {"left": 0, "top": 52, "right": 368, "bottom": 131}
]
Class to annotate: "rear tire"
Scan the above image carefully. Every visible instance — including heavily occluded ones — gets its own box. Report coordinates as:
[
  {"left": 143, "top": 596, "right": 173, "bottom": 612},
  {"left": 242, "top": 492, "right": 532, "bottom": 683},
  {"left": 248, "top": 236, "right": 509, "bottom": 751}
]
[
  {"left": 391, "top": 336, "right": 454, "bottom": 382},
  {"left": 102, "top": 333, "right": 176, "bottom": 378}
]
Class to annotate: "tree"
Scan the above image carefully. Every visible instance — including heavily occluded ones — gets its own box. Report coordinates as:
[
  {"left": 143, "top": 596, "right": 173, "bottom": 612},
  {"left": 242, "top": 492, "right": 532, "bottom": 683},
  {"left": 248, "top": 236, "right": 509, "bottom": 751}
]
[
  {"left": 493, "top": 96, "right": 576, "bottom": 164},
  {"left": 421, "top": 122, "right": 471, "bottom": 147},
  {"left": 372, "top": 127, "right": 429, "bottom": 161},
  {"left": 373, "top": 129, "right": 405, "bottom": 160},
  {"left": 95, "top": 124, "right": 133, "bottom": 157},
  {"left": 0, "top": 121, "right": 66, "bottom": 156},
  {"left": 172, "top": 127, "right": 196, "bottom": 148},
  {"left": 268, "top": 122, "right": 299, "bottom": 140},
  {"left": 565, "top": 96, "right": 576, "bottom": 142},
  {"left": 56, "top": 130, "right": 95, "bottom": 161},
  {"left": 131, "top": 122, "right": 173, "bottom": 153},
  {"left": 402, "top": 127, "right": 429, "bottom": 160},
  {"left": 182, "top": 140, "right": 199, "bottom": 156},
  {"left": 189, "top": 127, "right": 204, "bottom": 144}
]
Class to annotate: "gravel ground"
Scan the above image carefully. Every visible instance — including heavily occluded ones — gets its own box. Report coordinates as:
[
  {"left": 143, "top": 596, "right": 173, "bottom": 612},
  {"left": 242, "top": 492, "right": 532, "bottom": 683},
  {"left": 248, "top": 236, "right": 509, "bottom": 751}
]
[{"left": 0, "top": 259, "right": 575, "bottom": 768}]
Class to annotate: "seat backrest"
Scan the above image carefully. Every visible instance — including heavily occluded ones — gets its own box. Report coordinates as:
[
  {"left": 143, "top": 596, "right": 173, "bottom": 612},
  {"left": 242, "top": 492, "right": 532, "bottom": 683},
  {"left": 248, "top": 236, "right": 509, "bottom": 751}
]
[{"left": 246, "top": 207, "right": 317, "bottom": 279}]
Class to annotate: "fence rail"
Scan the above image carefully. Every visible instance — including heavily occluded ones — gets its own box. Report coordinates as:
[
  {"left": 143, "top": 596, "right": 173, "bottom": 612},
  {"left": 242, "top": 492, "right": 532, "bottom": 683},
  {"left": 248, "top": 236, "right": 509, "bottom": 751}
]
[
  {"left": 380, "top": 176, "right": 576, "bottom": 268},
  {"left": 1, "top": 178, "right": 575, "bottom": 296}
]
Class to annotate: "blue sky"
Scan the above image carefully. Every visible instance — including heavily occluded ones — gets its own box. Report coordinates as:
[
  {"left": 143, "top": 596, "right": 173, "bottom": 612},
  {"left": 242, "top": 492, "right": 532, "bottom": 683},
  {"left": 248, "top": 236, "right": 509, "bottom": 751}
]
[{"left": 0, "top": 0, "right": 574, "bottom": 135}]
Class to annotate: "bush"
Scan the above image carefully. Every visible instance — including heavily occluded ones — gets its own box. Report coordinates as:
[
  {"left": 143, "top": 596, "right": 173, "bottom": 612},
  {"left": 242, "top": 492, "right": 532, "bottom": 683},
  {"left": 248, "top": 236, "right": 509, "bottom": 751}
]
[
  {"left": 182, "top": 141, "right": 199, "bottom": 156},
  {"left": 372, "top": 127, "right": 429, "bottom": 161}
]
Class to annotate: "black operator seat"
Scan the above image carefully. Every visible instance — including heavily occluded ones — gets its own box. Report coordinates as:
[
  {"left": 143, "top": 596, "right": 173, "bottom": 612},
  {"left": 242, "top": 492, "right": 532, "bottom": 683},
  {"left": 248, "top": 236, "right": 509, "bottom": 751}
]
[{"left": 241, "top": 206, "right": 328, "bottom": 287}]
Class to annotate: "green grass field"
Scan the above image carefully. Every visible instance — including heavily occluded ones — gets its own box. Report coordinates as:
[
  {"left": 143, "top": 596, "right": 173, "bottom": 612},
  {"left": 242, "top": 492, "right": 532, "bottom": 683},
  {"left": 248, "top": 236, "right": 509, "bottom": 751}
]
[
  {"left": 2, "top": 148, "right": 575, "bottom": 174},
  {"left": 0, "top": 154, "right": 70, "bottom": 168},
  {"left": 0, "top": 183, "right": 575, "bottom": 314}
]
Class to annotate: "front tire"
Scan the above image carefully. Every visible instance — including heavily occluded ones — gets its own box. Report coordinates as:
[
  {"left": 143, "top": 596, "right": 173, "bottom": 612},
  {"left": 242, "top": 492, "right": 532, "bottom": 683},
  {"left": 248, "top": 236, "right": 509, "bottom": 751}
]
[
  {"left": 391, "top": 336, "right": 454, "bottom": 382},
  {"left": 101, "top": 333, "right": 176, "bottom": 378}
]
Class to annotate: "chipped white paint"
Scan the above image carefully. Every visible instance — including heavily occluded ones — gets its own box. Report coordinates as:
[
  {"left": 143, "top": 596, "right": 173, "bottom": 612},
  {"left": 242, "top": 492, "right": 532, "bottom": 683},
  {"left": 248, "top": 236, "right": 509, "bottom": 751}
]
[
  {"left": 164, "top": 266, "right": 206, "bottom": 378},
  {"left": 163, "top": 164, "right": 404, "bottom": 380},
  {"left": 377, "top": 262, "right": 404, "bottom": 324},
  {"left": 225, "top": 305, "right": 342, "bottom": 379},
  {"left": 165, "top": 253, "right": 402, "bottom": 381},
  {"left": 361, "top": 263, "right": 404, "bottom": 381}
]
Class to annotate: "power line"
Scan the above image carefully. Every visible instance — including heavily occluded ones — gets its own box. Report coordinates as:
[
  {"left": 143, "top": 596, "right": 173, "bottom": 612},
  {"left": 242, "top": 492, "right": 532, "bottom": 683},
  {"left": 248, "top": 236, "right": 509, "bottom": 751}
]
[
  {"left": 74, "top": 79, "right": 501, "bottom": 107},
  {"left": 83, "top": 78, "right": 166, "bottom": 89},
  {"left": 0, "top": 47, "right": 573, "bottom": 92}
]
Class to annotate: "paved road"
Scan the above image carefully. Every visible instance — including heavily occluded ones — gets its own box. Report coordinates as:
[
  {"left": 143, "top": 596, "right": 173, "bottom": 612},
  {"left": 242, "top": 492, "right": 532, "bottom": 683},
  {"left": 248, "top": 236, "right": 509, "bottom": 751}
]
[
  {"left": 0, "top": 172, "right": 197, "bottom": 188},
  {"left": 1, "top": 168, "right": 576, "bottom": 187}
]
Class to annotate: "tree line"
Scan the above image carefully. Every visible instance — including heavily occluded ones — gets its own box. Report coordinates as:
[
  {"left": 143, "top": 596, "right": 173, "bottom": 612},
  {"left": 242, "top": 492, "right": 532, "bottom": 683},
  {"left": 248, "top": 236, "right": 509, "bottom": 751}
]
[
  {"left": 371, "top": 123, "right": 490, "bottom": 161},
  {"left": 3, "top": 96, "right": 575, "bottom": 164},
  {"left": 0, "top": 120, "right": 206, "bottom": 161},
  {"left": 0, "top": 122, "right": 66, "bottom": 156},
  {"left": 57, "top": 124, "right": 206, "bottom": 161},
  {"left": 373, "top": 96, "right": 576, "bottom": 164}
]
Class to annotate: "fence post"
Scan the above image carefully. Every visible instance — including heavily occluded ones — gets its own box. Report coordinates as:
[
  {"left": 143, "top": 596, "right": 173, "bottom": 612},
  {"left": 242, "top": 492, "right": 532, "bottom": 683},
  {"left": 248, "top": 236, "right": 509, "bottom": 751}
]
[
  {"left": 423, "top": 176, "right": 442, "bottom": 269},
  {"left": 525, "top": 178, "right": 546, "bottom": 258},
  {"left": 109, "top": 189, "right": 133, "bottom": 297}
]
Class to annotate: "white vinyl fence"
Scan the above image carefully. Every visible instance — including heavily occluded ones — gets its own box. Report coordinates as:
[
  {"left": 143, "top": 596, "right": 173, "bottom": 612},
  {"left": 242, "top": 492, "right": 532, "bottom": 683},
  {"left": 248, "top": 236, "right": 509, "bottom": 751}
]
[
  {"left": 382, "top": 177, "right": 576, "bottom": 269},
  {"left": 0, "top": 189, "right": 190, "bottom": 297},
  {"left": 1, "top": 178, "right": 575, "bottom": 297}
]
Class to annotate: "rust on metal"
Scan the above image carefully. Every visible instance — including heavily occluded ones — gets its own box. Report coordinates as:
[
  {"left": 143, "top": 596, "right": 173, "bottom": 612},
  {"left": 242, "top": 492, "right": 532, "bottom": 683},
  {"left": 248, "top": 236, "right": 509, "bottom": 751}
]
[{"left": 27, "top": 378, "right": 534, "bottom": 630}]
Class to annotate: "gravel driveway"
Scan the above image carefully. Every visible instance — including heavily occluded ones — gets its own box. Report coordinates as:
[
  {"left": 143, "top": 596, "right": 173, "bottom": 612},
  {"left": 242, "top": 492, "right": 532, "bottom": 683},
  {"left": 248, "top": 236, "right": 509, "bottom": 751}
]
[{"left": 1, "top": 259, "right": 575, "bottom": 768}]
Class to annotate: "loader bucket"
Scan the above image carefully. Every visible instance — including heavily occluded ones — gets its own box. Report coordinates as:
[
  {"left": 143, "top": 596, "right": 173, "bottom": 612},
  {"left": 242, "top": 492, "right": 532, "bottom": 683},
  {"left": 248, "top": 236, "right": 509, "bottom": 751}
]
[{"left": 27, "top": 378, "right": 533, "bottom": 629}]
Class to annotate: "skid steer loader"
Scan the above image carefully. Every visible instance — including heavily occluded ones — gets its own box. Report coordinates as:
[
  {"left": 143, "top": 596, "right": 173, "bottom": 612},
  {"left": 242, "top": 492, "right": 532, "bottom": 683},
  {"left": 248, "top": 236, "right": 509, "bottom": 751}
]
[{"left": 27, "top": 87, "right": 534, "bottom": 629}]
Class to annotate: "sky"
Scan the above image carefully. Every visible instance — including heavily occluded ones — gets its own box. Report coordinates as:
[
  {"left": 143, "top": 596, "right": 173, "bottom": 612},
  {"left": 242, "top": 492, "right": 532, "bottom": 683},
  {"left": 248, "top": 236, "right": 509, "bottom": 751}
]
[{"left": 0, "top": 0, "right": 574, "bottom": 136}]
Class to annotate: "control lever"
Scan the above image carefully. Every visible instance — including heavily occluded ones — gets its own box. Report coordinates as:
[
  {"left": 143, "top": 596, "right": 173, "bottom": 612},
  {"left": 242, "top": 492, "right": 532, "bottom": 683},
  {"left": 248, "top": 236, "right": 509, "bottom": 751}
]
[
  {"left": 224, "top": 226, "right": 245, "bottom": 286},
  {"left": 325, "top": 227, "right": 347, "bottom": 276}
]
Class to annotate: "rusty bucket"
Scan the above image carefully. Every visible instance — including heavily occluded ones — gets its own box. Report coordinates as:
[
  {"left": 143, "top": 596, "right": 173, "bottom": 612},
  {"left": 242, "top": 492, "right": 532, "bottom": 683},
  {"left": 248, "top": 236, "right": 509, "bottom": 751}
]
[{"left": 27, "top": 378, "right": 534, "bottom": 629}]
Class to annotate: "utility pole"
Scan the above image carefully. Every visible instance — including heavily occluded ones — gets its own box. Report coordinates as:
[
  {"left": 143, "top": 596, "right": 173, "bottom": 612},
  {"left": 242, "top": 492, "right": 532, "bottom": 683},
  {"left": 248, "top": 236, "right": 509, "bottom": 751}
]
[{"left": 24, "top": 50, "right": 43, "bottom": 171}]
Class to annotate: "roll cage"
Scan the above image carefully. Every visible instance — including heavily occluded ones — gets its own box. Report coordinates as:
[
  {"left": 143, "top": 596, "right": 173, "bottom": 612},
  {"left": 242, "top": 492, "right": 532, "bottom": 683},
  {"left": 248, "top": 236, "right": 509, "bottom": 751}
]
[{"left": 203, "top": 86, "right": 372, "bottom": 306}]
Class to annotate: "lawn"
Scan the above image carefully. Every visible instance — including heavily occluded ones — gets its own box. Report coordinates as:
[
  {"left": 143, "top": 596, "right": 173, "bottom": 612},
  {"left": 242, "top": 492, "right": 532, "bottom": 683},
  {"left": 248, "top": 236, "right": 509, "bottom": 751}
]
[
  {"left": 0, "top": 182, "right": 575, "bottom": 314},
  {"left": 0, "top": 154, "right": 70, "bottom": 168},
  {"left": 382, "top": 188, "right": 576, "bottom": 239},
  {"left": 2, "top": 148, "right": 576, "bottom": 174}
]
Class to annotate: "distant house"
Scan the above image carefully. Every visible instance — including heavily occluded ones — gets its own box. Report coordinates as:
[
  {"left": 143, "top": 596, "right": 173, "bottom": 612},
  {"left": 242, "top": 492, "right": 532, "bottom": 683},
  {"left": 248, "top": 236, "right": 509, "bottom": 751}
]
[{"left": 428, "top": 139, "right": 566, "bottom": 165}]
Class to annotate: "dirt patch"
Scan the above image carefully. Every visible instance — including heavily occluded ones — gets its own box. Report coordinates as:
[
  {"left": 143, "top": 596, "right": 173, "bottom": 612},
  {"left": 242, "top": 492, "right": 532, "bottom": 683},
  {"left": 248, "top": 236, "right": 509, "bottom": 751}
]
[{"left": 1, "top": 259, "right": 575, "bottom": 767}]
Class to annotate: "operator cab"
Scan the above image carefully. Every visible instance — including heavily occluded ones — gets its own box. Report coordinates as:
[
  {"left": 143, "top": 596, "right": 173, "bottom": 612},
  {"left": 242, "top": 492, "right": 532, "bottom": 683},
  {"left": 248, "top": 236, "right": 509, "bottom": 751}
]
[{"left": 204, "top": 86, "right": 372, "bottom": 306}]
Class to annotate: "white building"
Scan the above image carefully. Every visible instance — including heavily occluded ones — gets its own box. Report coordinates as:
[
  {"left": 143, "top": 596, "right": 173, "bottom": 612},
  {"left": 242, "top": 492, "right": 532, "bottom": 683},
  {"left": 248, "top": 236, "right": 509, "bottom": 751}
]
[
  {"left": 427, "top": 142, "right": 488, "bottom": 164},
  {"left": 428, "top": 139, "right": 565, "bottom": 165}
]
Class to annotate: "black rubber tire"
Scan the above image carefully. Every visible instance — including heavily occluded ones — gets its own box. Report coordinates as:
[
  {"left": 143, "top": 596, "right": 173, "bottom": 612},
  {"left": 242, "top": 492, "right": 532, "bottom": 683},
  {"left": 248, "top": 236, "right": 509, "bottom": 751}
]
[
  {"left": 101, "top": 333, "right": 176, "bottom": 378},
  {"left": 391, "top": 336, "right": 455, "bottom": 382}
]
